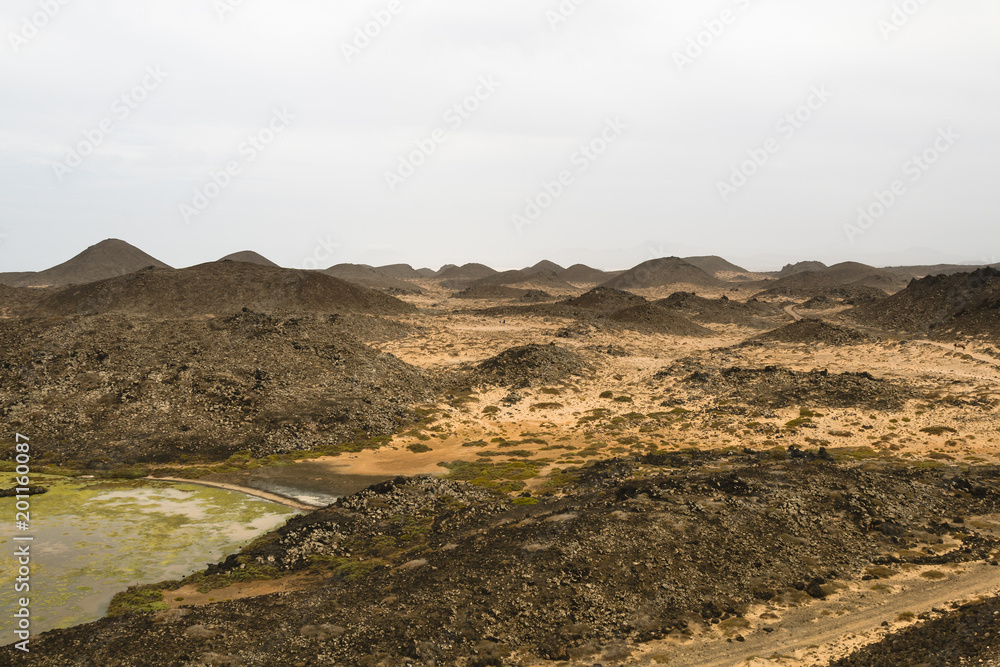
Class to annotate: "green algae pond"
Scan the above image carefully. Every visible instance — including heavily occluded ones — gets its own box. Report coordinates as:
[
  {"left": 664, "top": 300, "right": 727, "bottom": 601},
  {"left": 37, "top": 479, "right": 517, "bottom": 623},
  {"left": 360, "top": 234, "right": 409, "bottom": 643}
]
[{"left": 0, "top": 474, "right": 299, "bottom": 637}]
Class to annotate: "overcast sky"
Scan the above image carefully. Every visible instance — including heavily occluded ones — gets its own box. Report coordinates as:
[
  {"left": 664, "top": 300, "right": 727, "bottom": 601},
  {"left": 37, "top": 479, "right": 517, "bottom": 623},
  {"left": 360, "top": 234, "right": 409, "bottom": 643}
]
[{"left": 1, "top": 0, "right": 997, "bottom": 272}]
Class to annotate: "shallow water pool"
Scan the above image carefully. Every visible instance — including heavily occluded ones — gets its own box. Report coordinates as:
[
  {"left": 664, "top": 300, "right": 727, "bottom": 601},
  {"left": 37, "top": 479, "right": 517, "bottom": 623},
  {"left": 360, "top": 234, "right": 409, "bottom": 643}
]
[{"left": 0, "top": 475, "right": 299, "bottom": 638}]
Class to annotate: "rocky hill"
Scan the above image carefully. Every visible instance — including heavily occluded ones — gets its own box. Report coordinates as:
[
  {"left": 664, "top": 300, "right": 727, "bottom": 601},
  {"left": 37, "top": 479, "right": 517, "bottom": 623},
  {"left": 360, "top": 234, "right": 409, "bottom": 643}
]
[
  {"left": 601, "top": 257, "right": 722, "bottom": 290},
  {"left": 849, "top": 268, "right": 1000, "bottom": 335},
  {"left": 656, "top": 292, "right": 782, "bottom": 328},
  {"left": 0, "top": 313, "right": 432, "bottom": 466},
  {"left": 758, "top": 262, "right": 905, "bottom": 297},
  {"left": 560, "top": 263, "right": 617, "bottom": 285},
  {"left": 9, "top": 459, "right": 1000, "bottom": 665},
  {"left": 322, "top": 264, "right": 423, "bottom": 295},
  {"left": 218, "top": 251, "right": 280, "bottom": 267},
  {"left": 28, "top": 262, "right": 416, "bottom": 318},
  {"left": 0, "top": 239, "right": 171, "bottom": 288},
  {"left": 682, "top": 255, "right": 750, "bottom": 278}
]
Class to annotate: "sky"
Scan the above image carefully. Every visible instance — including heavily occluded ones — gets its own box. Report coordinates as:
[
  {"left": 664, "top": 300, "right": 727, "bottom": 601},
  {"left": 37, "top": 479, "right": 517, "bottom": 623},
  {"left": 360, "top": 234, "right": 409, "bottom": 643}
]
[{"left": 1, "top": 0, "right": 998, "bottom": 273}]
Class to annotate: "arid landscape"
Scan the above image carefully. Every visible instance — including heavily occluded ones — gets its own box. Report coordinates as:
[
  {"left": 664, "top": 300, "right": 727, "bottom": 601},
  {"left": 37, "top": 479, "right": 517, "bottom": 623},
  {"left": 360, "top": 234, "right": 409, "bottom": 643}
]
[{"left": 2, "top": 240, "right": 1000, "bottom": 665}]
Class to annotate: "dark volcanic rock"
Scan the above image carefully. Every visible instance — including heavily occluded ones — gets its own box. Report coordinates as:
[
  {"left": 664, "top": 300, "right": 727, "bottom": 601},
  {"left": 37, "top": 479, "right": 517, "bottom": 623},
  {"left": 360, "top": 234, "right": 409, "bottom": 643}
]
[
  {"left": 850, "top": 268, "right": 1000, "bottom": 340},
  {"left": 830, "top": 595, "right": 1000, "bottom": 666},
  {"left": 657, "top": 363, "right": 914, "bottom": 410},
  {"left": 601, "top": 256, "right": 723, "bottom": 290},
  {"left": 607, "top": 303, "right": 712, "bottom": 337},
  {"left": 656, "top": 292, "right": 782, "bottom": 328},
  {"left": 752, "top": 319, "right": 874, "bottom": 346},
  {"left": 0, "top": 314, "right": 433, "bottom": 466},
  {"left": 10, "top": 463, "right": 1000, "bottom": 666},
  {"left": 470, "top": 343, "right": 588, "bottom": 389},
  {"left": 28, "top": 262, "right": 416, "bottom": 318},
  {"left": 562, "top": 286, "right": 647, "bottom": 312}
]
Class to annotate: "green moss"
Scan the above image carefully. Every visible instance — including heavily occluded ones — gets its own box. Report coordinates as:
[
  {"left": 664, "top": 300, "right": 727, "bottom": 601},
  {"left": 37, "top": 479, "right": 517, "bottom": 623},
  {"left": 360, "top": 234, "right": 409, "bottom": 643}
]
[
  {"left": 184, "top": 556, "right": 283, "bottom": 593},
  {"left": 441, "top": 459, "right": 544, "bottom": 493},
  {"left": 311, "top": 556, "right": 387, "bottom": 581},
  {"left": 407, "top": 443, "right": 432, "bottom": 453},
  {"left": 106, "top": 584, "right": 169, "bottom": 617}
]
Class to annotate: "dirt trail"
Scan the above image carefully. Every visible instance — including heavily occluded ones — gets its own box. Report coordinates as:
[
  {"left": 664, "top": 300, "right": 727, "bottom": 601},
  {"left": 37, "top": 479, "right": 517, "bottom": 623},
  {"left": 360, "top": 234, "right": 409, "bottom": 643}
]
[
  {"left": 913, "top": 339, "right": 1000, "bottom": 366},
  {"left": 784, "top": 304, "right": 803, "bottom": 322},
  {"left": 646, "top": 563, "right": 1000, "bottom": 667}
]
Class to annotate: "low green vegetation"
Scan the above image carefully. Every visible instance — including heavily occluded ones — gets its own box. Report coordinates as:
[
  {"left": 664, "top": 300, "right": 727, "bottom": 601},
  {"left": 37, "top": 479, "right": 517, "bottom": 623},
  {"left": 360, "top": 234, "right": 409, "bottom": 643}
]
[
  {"left": 440, "top": 459, "right": 545, "bottom": 493},
  {"left": 106, "top": 585, "right": 169, "bottom": 617}
]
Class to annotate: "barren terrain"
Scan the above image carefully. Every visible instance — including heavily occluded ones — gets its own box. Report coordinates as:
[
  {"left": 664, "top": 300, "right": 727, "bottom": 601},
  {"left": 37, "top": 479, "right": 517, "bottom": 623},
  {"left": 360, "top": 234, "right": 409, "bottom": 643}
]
[{"left": 4, "top": 253, "right": 1000, "bottom": 665}]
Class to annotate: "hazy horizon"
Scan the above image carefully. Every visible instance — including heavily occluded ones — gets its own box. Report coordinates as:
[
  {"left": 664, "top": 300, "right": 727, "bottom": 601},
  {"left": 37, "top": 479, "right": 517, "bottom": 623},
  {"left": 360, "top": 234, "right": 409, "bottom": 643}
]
[
  {"left": 2, "top": 236, "right": 997, "bottom": 276},
  {"left": 2, "top": 1, "right": 997, "bottom": 273}
]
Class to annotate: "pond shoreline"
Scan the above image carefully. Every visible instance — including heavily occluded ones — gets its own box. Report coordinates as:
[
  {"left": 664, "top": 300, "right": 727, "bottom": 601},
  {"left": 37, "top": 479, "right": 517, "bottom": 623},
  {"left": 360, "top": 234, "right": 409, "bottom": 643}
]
[{"left": 145, "top": 476, "right": 317, "bottom": 511}]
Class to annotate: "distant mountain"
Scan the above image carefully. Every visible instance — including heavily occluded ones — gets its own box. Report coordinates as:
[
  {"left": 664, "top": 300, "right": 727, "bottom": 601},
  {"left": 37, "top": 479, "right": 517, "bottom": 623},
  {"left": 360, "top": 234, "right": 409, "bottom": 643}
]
[
  {"left": 881, "top": 263, "right": 988, "bottom": 279},
  {"left": 433, "top": 264, "right": 458, "bottom": 277},
  {"left": 759, "top": 262, "right": 906, "bottom": 296},
  {"left": 468, "top": 269, "right": 577, "bottom": 291},
  {"left": 322, "top": 264, "right": 422, "bottom": 295},
  {"left": 0, "top": 239, "right": 171, "bottom": 288},
  {"left": 774, "top": 261, "right": 827, "bottom": 278},
  {"left": 560, "top": 264, "right": 616, "bottom": 285},
  {"left": 435, "top": 263, "right": 499, "bottom": 289},
  {"left": 435, "top": 263, "right": 497, "bottom": 281},
  {"left": 29, "top": 262, "right": 415, "bottom": 318},
  {"left": 452, "top": 285, "right": 553, "bottom": 301},
  {"left": 682, "top": 255, "right": 749, "bottom": 278},
  {"left": 601, "top": 257, "right": 722, "bottom": 290},
  {"left": 219, "top": 251, "right": 280, "bottom": 268},
  {"left": 376, "top": 264, "right": 426, "bottom": 280},
  {"left": 523, "top": 260, "right": 565, "bottom": 274}
]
